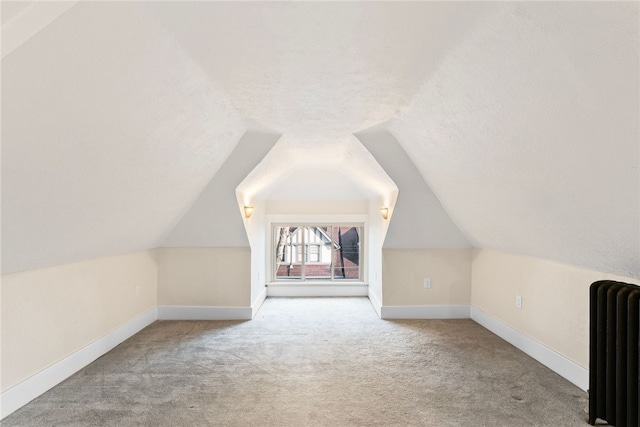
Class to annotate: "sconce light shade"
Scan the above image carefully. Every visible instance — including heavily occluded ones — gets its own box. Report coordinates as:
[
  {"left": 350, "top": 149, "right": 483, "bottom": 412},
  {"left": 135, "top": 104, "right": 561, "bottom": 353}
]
[
  {"left": 244, "top": 206, "right": 254, "bottom": 219},
  {"left": 380, "top": 207, "right": 389, "bottom": 220}
]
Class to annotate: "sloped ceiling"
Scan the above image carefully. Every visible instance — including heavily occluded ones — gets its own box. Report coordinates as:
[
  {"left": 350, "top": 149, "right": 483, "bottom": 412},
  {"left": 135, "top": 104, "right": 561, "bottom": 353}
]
[
  {"left": 1, "top": 2, "right": 246, "bottom": 273},
  {"left": 161, "top": 131, "right": 280, "bottom": 248},
  {"left": 389, "top": 2, "right": 639, "bottom": 277},
  {"left": 143, "top": 1, "right": 487, "bottom": 137},
  {"left": 2, "top": 1, "right": 77, "bottom": 57},
  {"left": 357, "top": 131, "right": 469, "bottom": 249},
  {"left": 2, "top": 2, "right": 638, "bottom": 277},
  {"left": 236, "top": 134, "right": 397, "bottom": 202}
]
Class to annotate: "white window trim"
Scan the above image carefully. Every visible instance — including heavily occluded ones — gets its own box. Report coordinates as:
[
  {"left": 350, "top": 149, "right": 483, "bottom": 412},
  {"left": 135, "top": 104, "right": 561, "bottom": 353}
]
[
  {"left": 272, "top": 224, "right": 363, "bottom": 281},
  {"left": 266, "top": 214, "right": 368, "bottom": 285}
]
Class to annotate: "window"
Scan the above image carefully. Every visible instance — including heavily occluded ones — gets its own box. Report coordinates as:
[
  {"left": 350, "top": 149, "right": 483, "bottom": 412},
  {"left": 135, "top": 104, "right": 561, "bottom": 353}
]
[{"left": 273, "top": 225, "right": 361, "bottom": 281}]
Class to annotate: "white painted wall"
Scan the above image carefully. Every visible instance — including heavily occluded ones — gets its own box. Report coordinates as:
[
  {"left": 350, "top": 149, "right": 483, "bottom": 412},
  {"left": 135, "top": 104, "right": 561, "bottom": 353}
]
[
  {"left": 357, "top": 130, "right": 470, "bottom": 249},
  {"left": 382, "top": 249, "right": 471, "bottom": 306},
  {"left": 156, "top": 247, "right": 250, "bottom": 307},
  {"left": 241, "top": 200, "right": 268, "bottom": 310},
  {"left": 471, "top": 249, "right": 640, "bottom": 369},
  {"left": 266, "top": 200, "right": 369, "bottom": 215},
  {"left": 366, "top": 198, "right": 390, "bottom": 316},
  {"left": 161, "top": 131, "right": 280, "bottom": 248},
  {"left": 1, "top": 251, "right": 157, "bottom": 392}
]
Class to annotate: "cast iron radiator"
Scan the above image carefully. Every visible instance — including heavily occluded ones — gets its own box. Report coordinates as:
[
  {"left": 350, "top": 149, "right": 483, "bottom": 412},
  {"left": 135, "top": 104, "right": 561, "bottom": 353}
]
[{"left": 589, "top": 280, "right": 640, "bottom": 426}]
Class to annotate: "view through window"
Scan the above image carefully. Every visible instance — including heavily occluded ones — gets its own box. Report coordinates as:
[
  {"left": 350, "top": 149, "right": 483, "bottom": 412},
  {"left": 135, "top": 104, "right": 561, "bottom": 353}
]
[{"left": 273, "top": 225, "right": 361, "bottom": 281}]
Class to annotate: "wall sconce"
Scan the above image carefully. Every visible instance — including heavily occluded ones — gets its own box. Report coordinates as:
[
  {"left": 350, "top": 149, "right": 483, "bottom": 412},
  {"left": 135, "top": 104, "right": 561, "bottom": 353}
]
[
  {"left": 380, "top": 207, "right": 389, "bottom": 220},
  {"left": 244, "top": 206, "right": 254, "bottom": 219}
]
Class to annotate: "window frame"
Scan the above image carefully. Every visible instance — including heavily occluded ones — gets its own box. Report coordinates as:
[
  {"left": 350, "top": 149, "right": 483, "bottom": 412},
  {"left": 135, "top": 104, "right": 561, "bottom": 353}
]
[{"left": 270, "top": 222, "right": 364, "bottom": 283}]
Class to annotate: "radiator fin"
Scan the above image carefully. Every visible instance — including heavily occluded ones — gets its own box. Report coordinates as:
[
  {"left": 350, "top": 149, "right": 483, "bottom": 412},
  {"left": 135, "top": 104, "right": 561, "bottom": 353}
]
[{"left": 589, "top": 280, "right": 640, "bottom": 426}]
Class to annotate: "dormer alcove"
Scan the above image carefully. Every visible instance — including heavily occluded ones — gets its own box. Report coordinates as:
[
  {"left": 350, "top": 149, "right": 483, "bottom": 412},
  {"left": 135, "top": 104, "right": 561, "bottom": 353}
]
[{"left": 236, "top": 134, "right": 398, "bottom": 312}]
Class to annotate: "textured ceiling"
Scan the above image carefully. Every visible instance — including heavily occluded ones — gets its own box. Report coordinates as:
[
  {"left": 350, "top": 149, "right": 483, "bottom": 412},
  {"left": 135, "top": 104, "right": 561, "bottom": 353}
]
[
  {"left": 389, "top": 2, "right": 639, "bottom": 277},
  {"left": 357, "top": 131, "right": 469, "bottom": 249},
  {"left": 162, "top": 131, "right": 281, "bottom": 248},
  {"left": 1, "top": 1, "right": 32, "bottom": 25},
  {"left": 2, "top": 2, "right": 638, "bottom": 277},
  {"left": 143, "top": 1, "right": 486, "bottom": 137},
  {"left": 1, "top": 2, "right": 247, "bottom": 272},
  {"left": 237, "top": 134, "right": 397, "bottom": 202}
]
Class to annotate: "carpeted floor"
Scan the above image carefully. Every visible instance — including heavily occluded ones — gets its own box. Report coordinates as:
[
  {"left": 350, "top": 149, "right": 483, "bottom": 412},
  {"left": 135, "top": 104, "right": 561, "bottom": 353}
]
[{"left": 3, "top": 297, "right": 589, "bottom": 426}]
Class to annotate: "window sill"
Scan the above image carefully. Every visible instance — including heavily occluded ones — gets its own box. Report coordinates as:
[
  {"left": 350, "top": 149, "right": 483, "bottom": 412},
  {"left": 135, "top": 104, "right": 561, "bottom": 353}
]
[
  {"left": 268, "top": 281, "right": 368, "bottom": 287},
  {"left": 266, "top": 282, "right": 369, "bottom": 297}
]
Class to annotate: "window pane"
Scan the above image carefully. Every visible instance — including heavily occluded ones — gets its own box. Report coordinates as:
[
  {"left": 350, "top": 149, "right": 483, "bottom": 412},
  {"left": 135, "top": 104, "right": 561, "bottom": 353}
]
[
  {"left": 331, "top": 226, "right": 360, "bottom": 280},
  {"left": 274, "top": 226, "right": 303, "bottom": 279},
  {"left": 273, "top": 225, "right": 360, "bottom": 282},
  {"left": 305, "top": 227, "right": 331, "bottom": 279}
]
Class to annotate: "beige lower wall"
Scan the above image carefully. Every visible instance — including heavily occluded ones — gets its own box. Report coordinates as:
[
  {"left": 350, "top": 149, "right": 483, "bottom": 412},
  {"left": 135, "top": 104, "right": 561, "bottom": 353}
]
[
  {"left": 1, "top": 251, "right": 157, "bottom": 392},
  {"left": 7, "top": 244, "right": 632, "bottom": 394},
  {"left": 471, "top": 248, "right": 640, "bottom": 369},
  {"left": 157, "top": 247, "right": 251, "bottom": 307},
  {"left": 382, "top": 249, "right": 472, "bottom": 306}
]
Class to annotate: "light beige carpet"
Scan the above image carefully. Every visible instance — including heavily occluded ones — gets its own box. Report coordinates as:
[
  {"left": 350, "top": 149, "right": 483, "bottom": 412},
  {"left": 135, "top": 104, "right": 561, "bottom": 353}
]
[{"left": 3, "top": 297, "right": 588, "bottom": 426}]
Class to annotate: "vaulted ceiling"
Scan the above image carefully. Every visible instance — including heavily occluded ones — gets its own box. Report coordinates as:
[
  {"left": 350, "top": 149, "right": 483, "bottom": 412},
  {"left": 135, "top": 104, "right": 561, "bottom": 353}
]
[{"left": 2, "top": 2, "right": 638, "bottom": 277}]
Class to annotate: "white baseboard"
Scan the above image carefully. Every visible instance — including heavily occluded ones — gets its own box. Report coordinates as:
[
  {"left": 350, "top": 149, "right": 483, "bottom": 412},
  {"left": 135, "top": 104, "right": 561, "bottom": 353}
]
[
  {"left": 368, "top": 291, "right": 382, "bottom": 318},
  {"left": 470, "top": 306, "right": 588, "bottom": 391},
  {"left": 0, "top": 307, "right": 157, "bottom": 420},
  {"left": 157, "top": 305, "right": 252, "bottom": 320},
  {"left": 381, "top": 305, "right": 470, "bottom": 319},
  {"left": 251, "top": 287, "right": 268, "bottom": 318},
  {"left": 266, "top": 284, "right": 369, "bottom": 297}
]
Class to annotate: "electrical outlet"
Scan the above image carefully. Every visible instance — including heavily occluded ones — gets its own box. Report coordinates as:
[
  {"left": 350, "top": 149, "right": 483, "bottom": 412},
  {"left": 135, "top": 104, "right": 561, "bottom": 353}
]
[
  {"left": 424, "top": 278, "right": 431, "bottom": 288},
  {"left": 516, "top": 295, "right": 522, "bottom": 309}
]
